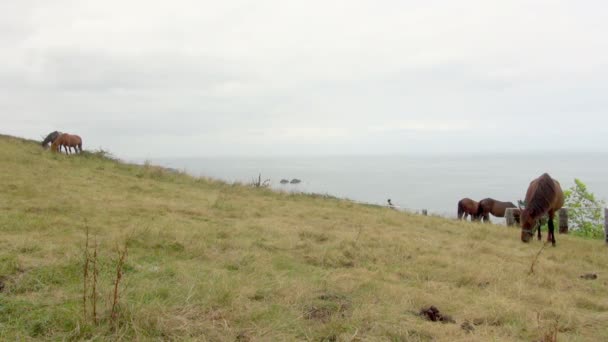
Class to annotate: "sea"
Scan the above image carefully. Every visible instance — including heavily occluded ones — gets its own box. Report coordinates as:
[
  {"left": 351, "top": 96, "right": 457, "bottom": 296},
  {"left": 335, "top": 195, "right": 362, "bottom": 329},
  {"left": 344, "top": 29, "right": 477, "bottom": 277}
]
[{"left": 148, "top": 153, "right": 608, "bottom": 220}]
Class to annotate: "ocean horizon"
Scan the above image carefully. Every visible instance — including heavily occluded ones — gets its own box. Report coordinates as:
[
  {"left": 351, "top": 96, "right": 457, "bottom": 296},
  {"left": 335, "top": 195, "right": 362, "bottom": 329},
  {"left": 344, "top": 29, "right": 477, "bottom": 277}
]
[{"left": 144, "top": 153, "right": 608, "bottom": 220}]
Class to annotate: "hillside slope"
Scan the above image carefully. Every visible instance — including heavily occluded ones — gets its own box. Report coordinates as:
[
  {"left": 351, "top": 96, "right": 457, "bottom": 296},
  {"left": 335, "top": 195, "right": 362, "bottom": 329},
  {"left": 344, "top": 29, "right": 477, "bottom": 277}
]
[{"left": 1, "top": 134, "right": 607, "bottom": 341}]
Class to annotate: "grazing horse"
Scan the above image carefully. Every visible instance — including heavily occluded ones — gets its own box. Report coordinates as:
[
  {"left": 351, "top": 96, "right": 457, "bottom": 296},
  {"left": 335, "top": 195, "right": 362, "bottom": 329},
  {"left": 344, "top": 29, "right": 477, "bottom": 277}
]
[
  {"left": 520, "top": 173, "right": 564, "bottom": 246},
  {"left": 477, "top": 198, "right": 517, "bottom": 223},
  {"left": 457, "top": 198, "right": 480, "bottom": 221},
  {"left": 51, "top": 133, "right": 83, "bottom": 154},
  {"left": 41, "top": 131, "right": 62, "bottom": 149}
]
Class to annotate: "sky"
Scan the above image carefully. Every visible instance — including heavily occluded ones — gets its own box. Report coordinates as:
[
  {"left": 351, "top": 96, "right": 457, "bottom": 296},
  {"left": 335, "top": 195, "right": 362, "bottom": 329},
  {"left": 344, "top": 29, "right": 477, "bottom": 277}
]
[{"left": 1, "top": 0, "right": 607, "bottom": 158}]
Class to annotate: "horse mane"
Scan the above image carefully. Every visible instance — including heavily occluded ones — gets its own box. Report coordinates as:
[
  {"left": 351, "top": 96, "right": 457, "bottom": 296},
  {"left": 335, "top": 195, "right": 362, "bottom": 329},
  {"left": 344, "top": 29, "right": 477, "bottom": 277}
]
[
  {"left": 42, "top": 131, "right": 60, "bottom": 146},
  {"left": 525, "top": 173, "right": 556, "bottom": 220}
]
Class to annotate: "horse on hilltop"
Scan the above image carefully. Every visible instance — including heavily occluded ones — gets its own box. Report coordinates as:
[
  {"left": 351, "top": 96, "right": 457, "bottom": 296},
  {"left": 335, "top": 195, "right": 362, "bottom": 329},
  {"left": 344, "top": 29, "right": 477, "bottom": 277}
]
[
  {"left": 457, "top": 198, "right": 480, "bottom": 221},
  {"left": 51, "top": 133, "right": 83, "bottom": 154},
  {"left": 41, "top": 131, "right": 62, "bottom": 149},
  {"left": 477, "top": 198, "right": 517, "bottom": 223},
  {"left": 520, "top": 173, "right": 564, "bottom": 246}
]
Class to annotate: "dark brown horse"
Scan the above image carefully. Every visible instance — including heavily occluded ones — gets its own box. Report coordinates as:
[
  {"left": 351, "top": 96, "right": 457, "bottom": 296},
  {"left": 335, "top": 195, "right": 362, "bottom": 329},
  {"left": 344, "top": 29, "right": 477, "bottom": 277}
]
[
  {"left": 457, "top": 198, "right": 480, "bottom": 221},
  {"left": 477, "top": 198, "right": 517, "bottom": 223},
  {"left": 41, "top": 131, "right": 62, "bottom": 149},
  {"left": 51, "top": 133, "right": 83, "bottom": 154},
  {"left": 520, "top": 173, "right": 564, "bottom": 246}
]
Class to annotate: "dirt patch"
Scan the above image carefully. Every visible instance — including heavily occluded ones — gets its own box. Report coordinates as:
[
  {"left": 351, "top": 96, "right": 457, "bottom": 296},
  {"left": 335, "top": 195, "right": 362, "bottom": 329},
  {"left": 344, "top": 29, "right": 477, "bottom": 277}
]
[
  {"left": 419, "top": 306, "right": 455, "bottom": 323},
  {"left": 0, "top": 278, "right": 5, "bottom": 292},
  {"left": 471, "top": 317, "right": 503, "bottom": 326},
  {"left": 472, "top": 318, "right": 485, "bottom": 325},
  {"left": 249, "top": 291, "right": 265, "bottom": 301},
  {"left": 461, "top": 320, "right": 475, "bottom": 333},
  {"left": 298, "top": 230, "right": 330, "bottom": 243},
  {"left": 303, "top": 293, "right": 351, "bottom": 323},
  {"left": 477, "top": 281, "right": 490, "bottom": 288},
  {"left": 317, "top": 293, "right": 347, "bottom": 301},
  {"left": 580, "top": 273, "right": 597, "bottom": 280},
  {"left": 235, "top": 331, "right": 251, "bottom": 341}
]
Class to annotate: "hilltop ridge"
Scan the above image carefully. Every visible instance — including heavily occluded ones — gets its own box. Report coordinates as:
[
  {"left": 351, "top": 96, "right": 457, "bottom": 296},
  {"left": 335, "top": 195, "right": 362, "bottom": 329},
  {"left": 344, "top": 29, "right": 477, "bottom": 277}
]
[{"left": 0, "top": 133, "right": 607, "bottom": 341}]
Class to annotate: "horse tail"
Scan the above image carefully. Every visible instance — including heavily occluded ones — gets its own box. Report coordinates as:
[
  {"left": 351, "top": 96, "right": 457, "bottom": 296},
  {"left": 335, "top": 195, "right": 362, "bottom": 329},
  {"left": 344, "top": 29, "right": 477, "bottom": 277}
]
[
  {"left": 527, "top": 173, "right": 557, "bottom": 219},
  {"left": 457, "top": 200, "right": 464, "bottom": 219}
]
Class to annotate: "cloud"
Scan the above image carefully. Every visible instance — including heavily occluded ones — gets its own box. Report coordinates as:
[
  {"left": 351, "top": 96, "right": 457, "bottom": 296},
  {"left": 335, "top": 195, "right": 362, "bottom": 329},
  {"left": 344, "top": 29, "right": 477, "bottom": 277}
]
[{"left": 1, "top": 0, "right": 607, "bottom": 157}]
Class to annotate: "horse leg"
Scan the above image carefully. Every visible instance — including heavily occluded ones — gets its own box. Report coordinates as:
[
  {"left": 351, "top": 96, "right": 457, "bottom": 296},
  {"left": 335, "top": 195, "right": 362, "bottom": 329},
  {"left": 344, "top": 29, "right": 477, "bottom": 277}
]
[
  {"left": 548, "top": 212, "right": 556, "bottom": 246},
  {"left": 483, "top": 214, "right": 490, "bottom": 223},
  {"left": 536, "top": 220, "right": 542, "bottom": 240}
]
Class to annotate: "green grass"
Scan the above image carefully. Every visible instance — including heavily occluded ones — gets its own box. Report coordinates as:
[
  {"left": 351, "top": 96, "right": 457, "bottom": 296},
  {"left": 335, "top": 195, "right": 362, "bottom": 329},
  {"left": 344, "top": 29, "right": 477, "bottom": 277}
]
[{"left": 1, "top": 133, "right": 608, "bottom": 341}]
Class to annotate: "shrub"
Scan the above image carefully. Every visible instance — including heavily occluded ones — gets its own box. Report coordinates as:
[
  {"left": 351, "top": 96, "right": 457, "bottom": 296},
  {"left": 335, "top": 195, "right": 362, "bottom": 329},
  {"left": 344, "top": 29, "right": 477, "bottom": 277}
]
[{"left": 564, "top": 179, "right": 606, "bottom": 239}]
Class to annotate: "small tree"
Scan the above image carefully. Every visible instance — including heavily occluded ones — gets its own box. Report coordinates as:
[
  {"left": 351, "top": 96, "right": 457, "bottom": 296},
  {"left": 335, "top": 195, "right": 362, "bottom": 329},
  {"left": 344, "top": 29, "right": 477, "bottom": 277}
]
[{"left": 564, "top": 179, "right": 606, "bottom": 239}]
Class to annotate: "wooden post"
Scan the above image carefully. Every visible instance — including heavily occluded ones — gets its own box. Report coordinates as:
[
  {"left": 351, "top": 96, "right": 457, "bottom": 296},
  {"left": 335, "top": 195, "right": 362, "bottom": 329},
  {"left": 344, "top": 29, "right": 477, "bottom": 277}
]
[
  {"left": 422, "top": 209, "right": 428, "bottom": 216},
  {"left": 604, "top": 207, "right": 608, "bottom": 245},
  {"left": 559, "top": 208, "right": 568, "bottom": 234},
  {"left": 505, "top": 208, "right": 516, "bottom": 227}
]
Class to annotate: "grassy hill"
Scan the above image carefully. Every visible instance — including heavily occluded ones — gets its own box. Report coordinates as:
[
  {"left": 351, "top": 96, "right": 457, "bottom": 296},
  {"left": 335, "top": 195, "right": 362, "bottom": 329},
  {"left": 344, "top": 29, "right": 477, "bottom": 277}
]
[{"left": 1, "top": 134, "right": 607, "bottom": 341}]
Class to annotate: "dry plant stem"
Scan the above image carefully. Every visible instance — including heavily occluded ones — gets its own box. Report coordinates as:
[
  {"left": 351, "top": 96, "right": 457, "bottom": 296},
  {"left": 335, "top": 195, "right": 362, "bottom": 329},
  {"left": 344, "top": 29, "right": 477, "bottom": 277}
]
[
  {"left": 354, "top": 225, "right": 363, "bottom": 244},
  {"left": 83, "top": 225, "right": 90, "bottom": 321},
  {"left": 529, "top": 242, "right": 549, "bottom": 274},
  {"left": 551, "top": 317, "right": 559, "bottom": 342},
  {"left": 92, "top": 237, "right": 98, "bottom": 324},
  {"left": 111, "top": 245, "right": 128, "bottom": 325}
]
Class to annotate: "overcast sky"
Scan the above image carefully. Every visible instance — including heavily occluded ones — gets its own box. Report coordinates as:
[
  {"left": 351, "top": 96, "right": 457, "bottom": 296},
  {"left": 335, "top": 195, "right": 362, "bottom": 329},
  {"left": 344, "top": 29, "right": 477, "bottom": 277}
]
[{"left": 1, "top": 1, "right": 607, "bottom": 158}]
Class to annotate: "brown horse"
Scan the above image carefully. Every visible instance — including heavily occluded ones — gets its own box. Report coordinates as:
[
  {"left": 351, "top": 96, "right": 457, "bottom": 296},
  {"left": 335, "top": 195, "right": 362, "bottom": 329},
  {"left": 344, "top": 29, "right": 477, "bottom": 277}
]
[
  {"left": 520, "top": 173, "right": 564, "bottom": 246},
  {"left": 457, "top": 198, "right": 480, "bottom": 221},
  {"left": 51, "top": 133, "right": 83, "bottom": 154},
  {"left": 477, "top": 198, "right": 517, "bottom": 223}
]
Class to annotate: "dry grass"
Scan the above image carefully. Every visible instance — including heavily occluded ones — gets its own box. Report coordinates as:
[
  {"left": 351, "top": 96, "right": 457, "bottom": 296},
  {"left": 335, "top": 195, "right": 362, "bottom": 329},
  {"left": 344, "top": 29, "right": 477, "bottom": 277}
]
[{"left": 1, "top": 133, "right": 608, "bottom": 341}]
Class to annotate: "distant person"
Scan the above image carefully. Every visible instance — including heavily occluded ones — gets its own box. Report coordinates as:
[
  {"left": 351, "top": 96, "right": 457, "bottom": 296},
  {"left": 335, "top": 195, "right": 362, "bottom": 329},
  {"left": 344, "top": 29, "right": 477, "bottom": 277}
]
[{"left": 387, "top": 199, "right": 396, "bottom": 209}]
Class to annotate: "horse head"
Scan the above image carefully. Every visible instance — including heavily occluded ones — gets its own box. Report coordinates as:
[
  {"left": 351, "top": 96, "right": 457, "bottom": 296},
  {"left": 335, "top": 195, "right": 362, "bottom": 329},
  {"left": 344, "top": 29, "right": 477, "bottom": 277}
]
[
  {"left": 519, "top": 209, "right": 534, "bottom": 242},
  {"left": 42, "top": 131, "right": 62, "bottom": 149}
]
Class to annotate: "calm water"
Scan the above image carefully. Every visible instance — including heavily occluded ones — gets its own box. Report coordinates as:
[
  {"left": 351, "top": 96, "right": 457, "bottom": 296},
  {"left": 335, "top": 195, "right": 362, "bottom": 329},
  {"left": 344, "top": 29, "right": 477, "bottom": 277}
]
[{"left": 149, "top": 154, "right": 608, "bottom": 219}]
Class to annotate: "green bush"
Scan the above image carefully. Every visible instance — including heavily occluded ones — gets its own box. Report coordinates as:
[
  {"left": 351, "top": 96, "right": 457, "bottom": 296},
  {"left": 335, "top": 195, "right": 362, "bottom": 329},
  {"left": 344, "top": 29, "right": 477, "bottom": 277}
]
[{"left": 564, "top": 179, "right": 606, "bottom": 239}]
